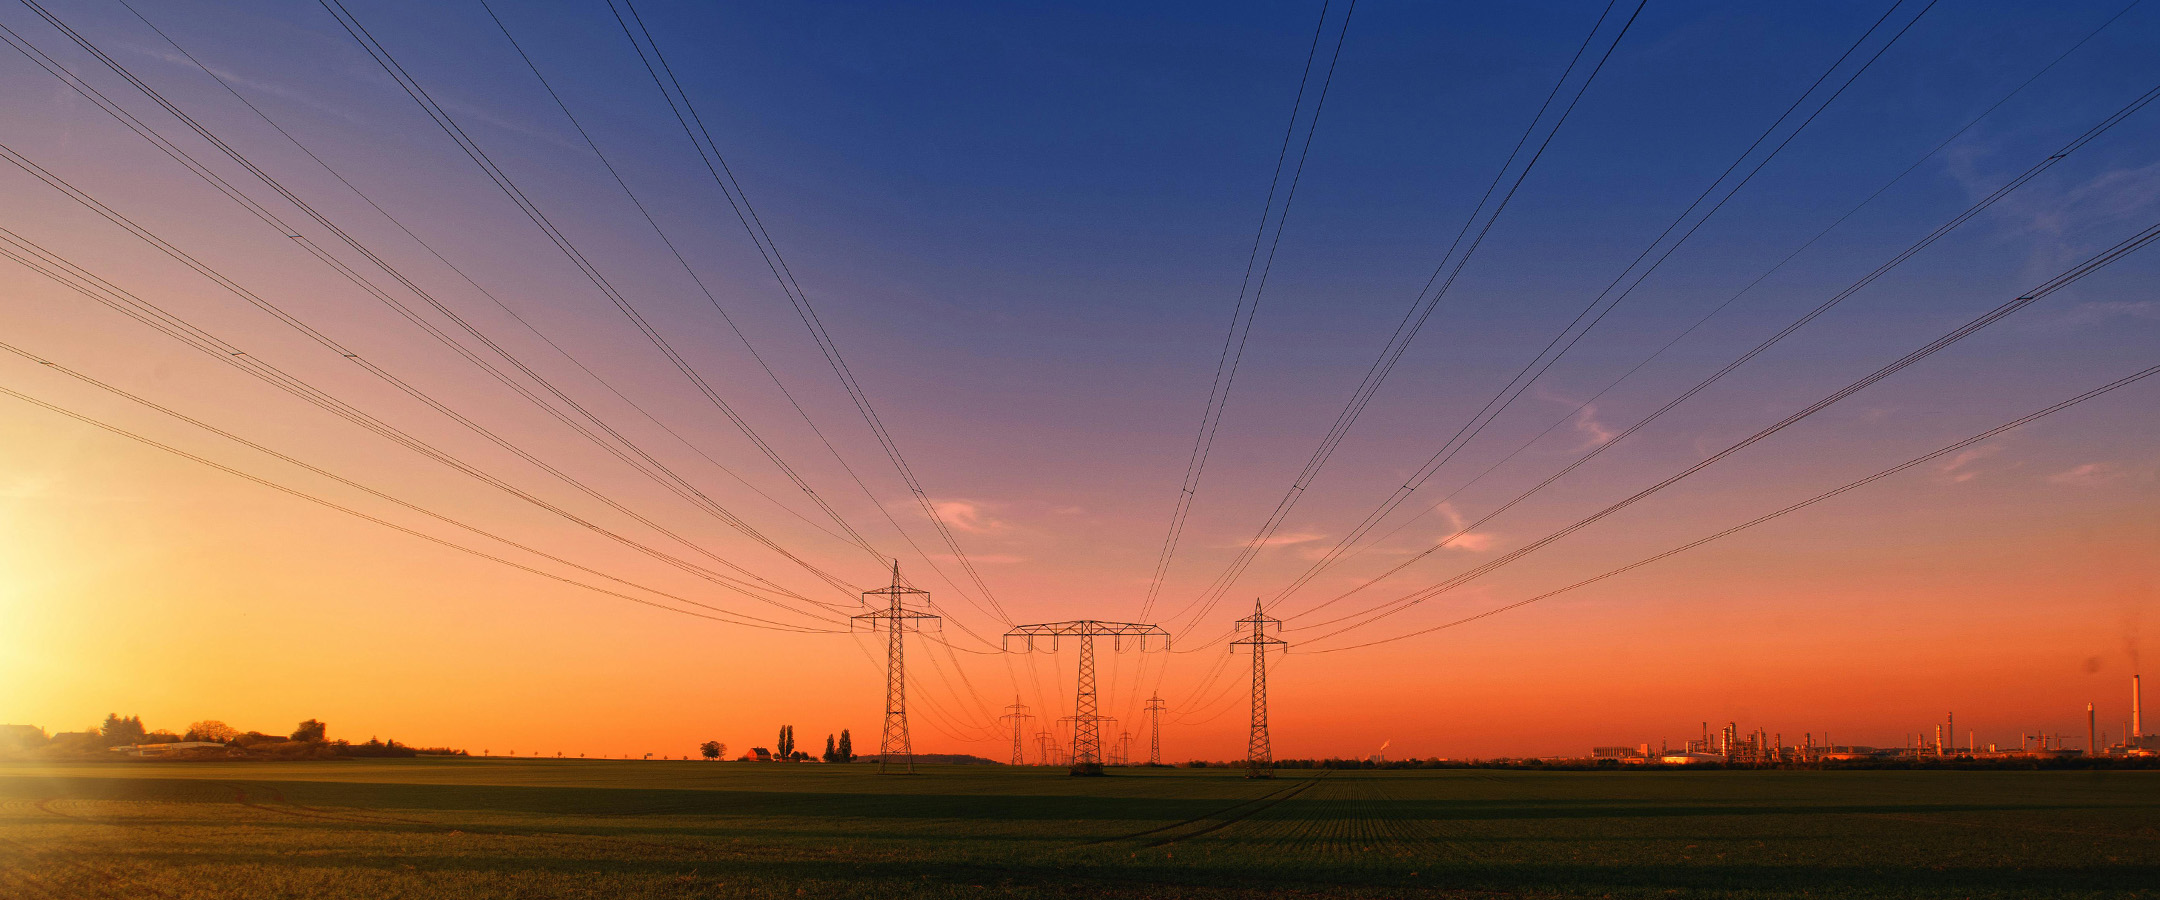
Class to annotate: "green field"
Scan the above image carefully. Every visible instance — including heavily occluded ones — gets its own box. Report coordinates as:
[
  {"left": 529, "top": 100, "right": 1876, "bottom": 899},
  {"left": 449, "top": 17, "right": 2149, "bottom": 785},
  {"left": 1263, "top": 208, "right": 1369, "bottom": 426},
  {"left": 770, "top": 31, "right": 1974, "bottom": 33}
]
[{"left": 2, "top": 760, "right": 2155, "bottom": 898}]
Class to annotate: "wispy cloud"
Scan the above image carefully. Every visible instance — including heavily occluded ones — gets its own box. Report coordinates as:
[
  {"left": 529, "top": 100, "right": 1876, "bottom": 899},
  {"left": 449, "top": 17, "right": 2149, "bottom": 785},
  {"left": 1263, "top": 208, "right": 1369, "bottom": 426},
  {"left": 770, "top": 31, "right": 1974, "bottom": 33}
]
[
  {"left": 1573, "top": 403, "right": 1616, "bottom": 448},
  {"left": 129, "top": 44, "right": 368, "bottom": 127},
  {"left": 1533, "top": 387, "right": 1615, "bottom": 449},
  {"left": 1943, "top": 150, "right": 2160, "bottom": 285},
  {"left": 1433, "top": 503, "right": 1496, "bottom": 553},
  {"left": 1249, "top": 530, "right": 1325, "bottom": 549},
  {"left": 1936, "top": 445, "right": 2000, "bottom": 483},
  {"left": 2047, "top": 462, "right": 2119, "bottom": 486},
  {"left": 931, "top": 500, "right": 1005, "bottom": 535},
  {"left": 2044, "top": 300, "right": 2160, "bottom": 329}
]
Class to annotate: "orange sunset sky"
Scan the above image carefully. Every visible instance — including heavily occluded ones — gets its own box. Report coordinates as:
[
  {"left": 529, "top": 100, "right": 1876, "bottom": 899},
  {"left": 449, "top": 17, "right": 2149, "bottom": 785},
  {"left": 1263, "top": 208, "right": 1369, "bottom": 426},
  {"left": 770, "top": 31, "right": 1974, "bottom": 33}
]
[{"left": 4, "top": 0, "right": 2159, "bottom": 760}]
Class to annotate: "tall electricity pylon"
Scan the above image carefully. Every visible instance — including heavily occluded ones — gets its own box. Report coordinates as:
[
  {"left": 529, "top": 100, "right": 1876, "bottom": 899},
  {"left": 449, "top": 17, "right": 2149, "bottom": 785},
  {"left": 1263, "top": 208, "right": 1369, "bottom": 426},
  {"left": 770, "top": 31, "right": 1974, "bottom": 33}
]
[
  {"left": 1145, "top": 693, "right": 1167, "bottom": 765},
  {"left": 1115, "top": 731, "right": 1133, "bottom": 766},
  {"left": 999, "top": 696, "right": 1033, "bottom": 766},
  {"left": 852, "top": 563, "right": 939, "bottom": 774},
  {"left": 1006, "top": 621, "right": 1167, "bottom": 773},
  {"left": 1063, "top": 715, "right": 1117, "bottom": 764},
  {"left": 1230, "top": 598, "right": 1286, "bottom": 779},
  {"left": 1035, "top": 730, "right": 1056, "bottom": 766}
]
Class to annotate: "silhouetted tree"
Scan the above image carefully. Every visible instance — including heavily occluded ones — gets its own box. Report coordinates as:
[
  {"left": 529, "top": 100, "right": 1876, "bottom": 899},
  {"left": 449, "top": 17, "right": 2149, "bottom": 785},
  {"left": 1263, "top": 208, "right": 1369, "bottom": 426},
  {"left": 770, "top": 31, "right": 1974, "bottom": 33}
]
[
  {"left": 700, "top": 741, "right": 724, "bottom": 760},
  {"left": 822, "top": 734, "right": 837, "bottom": 762},
  {"left": 100, "top": 714, "right": 146, "bottom": 747},
  {"left": 185, "top": 720, "right": 238, "bottom": 742},
  {"left": 776, "top": 725, "right": 795, "bottom": 759},
  {"left": 291, "top": 719, "right": 327, "bottom": 743},
  {"left": 837, "top": 729, "right": 854, "bottom": 762}
]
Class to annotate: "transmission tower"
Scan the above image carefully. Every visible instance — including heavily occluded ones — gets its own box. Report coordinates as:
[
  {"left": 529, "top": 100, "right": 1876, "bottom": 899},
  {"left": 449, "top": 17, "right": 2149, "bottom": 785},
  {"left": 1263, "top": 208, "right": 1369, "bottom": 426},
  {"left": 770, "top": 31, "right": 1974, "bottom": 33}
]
[
  {"left": 852, "top": 563, "right": 939, "bottom": 774},
  {"left": 1035, "top": 730, "right": 1056, "bottom": 766},
  {"left": 1230, "top": 598, "right": 1286, "bottom": 778},
  {"left": 1145, "top": 693, "right": 1166, "bottom": 765},
  {"left": 1115, "top": 731, "right": 1133, "bottom": 766},
  {"left": 1006, "top": 621, "right": 1166, "bottom": 773},
  {"left": 999, "top": 696, "right": 1033, "bottom": 766}
]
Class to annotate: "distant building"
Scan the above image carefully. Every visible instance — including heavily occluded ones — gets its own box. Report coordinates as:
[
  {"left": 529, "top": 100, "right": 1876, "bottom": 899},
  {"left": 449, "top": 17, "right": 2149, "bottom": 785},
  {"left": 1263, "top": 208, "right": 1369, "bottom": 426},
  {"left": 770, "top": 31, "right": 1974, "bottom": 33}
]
[
  {"left": 108, "top": 741, "right": 228, "bottom": 757},
  {"left": 1658, "top": 751, "right": 1723, "bottom": 765},
  {"left": 0, "top": 725, "right": 45, "bottom": 751}
]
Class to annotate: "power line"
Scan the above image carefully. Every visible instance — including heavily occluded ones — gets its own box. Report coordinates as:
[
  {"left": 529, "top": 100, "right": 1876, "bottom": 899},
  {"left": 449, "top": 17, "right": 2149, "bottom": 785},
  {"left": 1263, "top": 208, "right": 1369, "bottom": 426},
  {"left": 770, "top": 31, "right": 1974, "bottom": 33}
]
[
  {"left": 471, "top": 0, "right": 909, "bottom": 567},
  {"left": 1137, "top": 0, "right": 1353, "bottom": 622},
  {"left": 1303, "top": 213, "right": 2160, "bottom": 641},
  {"left": 109, "top": 0, "right": 888, "bottom": 564},
  {"left": 0, "top": 216, "right": 837, "bottom": 624},
  {"left": 313, "top": 0, "right": 886, "bottom": 585},
  {"left": 1286, "top": 0, "right": 2147, "bottom": 603},
  {"left": 0, "top": 341, "right": 831, "bottom": 631},
  {"left": 1286, "top": 75, "right": 2160, "bottom": 626},
  {"left": 1, "top": 5, "right": 866, "bottom": 603},
  {"left": 1159, "top": 0, "right": 1649, "bottom": 639},
  {"left": 1262, "top": 0, "right": 1939, "bottom": 609},
  {"left": 479, "top": 0, "right": 1032, "bottom": 639},
  {"left": 0, "top": 376, "right": 836, "bottom": 633},
  {"left": 1311, "top": 358, "right": 2160, "bottom": 652},
  {"left": 602, "top": 0, "right": 1013, "bottom": 626}
]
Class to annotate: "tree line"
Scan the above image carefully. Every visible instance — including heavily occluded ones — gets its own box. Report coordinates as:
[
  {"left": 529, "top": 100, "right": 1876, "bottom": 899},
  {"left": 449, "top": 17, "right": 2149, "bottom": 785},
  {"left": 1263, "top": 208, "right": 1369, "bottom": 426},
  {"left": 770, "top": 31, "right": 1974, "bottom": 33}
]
[
  {"left": 0, "top": 714, "right": 463, "bottom": 760},
  {"left": 699, "top": 726, "right": 856, "bottom": 762}
]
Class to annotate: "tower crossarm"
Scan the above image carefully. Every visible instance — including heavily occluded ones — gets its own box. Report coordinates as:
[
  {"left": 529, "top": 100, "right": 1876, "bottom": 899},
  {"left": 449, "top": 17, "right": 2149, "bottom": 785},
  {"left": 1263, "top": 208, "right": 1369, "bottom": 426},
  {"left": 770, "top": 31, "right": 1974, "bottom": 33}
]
[
  {"left": 1004, "top": 620, "right": 1165, "bottom": 771},
  {"left": 1002, "top": 620, "right": 1169, "bottom": 652}
]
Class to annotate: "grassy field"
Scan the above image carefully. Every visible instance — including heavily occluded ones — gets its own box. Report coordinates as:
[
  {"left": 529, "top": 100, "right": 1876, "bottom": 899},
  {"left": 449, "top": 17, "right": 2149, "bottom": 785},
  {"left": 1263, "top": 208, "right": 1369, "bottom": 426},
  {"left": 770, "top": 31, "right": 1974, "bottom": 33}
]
[{"left": 2, "top": 759, "right": 2156, "bottom": 898}]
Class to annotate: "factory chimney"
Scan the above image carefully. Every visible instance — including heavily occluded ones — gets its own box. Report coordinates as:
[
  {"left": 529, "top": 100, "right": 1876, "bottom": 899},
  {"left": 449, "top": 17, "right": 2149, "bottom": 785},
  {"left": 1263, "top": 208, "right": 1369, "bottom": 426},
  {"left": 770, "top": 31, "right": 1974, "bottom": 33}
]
[{"left": 2135, "top": 674, "right": 2144, "bottom": 740}]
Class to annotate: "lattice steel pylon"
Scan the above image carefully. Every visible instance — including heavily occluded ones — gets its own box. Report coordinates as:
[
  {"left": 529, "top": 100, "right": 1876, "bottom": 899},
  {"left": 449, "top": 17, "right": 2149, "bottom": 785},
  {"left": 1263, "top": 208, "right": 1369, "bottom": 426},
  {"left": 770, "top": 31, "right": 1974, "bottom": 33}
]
[
  {"left": 1063, "top": 715, "right": 1117, "bottom": 764},
  {"left": 1005, "top": 621, "right": 1167, "bottom": 773},
  {"left": 1115, "top": 731, "right": 1133, "bottom": 766},
  {"left": 852, "top": 563, "right": 939, "bottom": 774},
  {"left": 999, "top": 696, "right": 1034, "bottom": 766},
  {"left": 1145, "top": 693, "right": 1167, "bottom": 765},
  {"left": 1230, "top": 598, "right": 1287, "bottom": 778},
  {"left": 1035, "top": 730, "right": 1056, "bottom": 766}
]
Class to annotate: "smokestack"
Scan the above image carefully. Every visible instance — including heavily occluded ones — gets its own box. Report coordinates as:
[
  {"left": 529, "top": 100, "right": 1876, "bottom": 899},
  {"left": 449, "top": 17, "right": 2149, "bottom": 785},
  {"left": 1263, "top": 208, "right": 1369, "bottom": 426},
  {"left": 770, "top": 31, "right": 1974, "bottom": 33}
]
[
  {"left": 2089, "top": 703, "right": 2097, "bottom": 754},
  {"left": 2135, "top": 674, "right": 2144, "bottom": 739}
]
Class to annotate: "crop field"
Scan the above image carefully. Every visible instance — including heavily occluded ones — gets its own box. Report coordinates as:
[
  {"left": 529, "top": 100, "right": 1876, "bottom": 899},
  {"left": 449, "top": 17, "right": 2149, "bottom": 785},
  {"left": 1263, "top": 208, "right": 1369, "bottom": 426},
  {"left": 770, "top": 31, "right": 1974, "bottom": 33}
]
[{"left": 0, "top": 760, "right": 2155, "bottom": 899}]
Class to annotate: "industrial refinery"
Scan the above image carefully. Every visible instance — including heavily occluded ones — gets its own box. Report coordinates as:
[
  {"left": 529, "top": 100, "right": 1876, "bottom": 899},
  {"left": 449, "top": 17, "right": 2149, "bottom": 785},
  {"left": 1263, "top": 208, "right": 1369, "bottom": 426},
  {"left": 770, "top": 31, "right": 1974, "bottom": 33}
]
[{"left": 1591, "top": 675, "right": 2155, "bottom": 764}]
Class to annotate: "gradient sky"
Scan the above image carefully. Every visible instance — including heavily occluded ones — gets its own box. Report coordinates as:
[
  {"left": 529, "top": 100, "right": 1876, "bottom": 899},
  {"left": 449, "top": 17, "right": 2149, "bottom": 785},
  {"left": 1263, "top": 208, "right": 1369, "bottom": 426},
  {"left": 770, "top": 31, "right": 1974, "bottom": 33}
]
[{"left": 3, "top": 0, "right": 2159, "bottom": 760}]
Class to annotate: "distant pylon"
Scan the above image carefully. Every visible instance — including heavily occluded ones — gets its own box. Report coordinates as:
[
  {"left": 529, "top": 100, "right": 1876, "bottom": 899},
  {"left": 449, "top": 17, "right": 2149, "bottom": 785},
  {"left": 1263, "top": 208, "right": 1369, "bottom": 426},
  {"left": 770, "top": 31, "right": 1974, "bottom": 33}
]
[
  {"left": 1145, "top": 693, "right": 1166, "bottom": 765},
  {"left": 1035, "top": 730, "right": 1055, "bottom": 766},
  {"left": 1231, "top": 598, "right": 1286, "bottom": 778},
  {"left": 852, "top": 562, "right": 940, "bottom": 774},
  {"left": 1005, "top": 620, "right": 1167, "bottom": 773},
  {"left": 999, "top": 696, "right": 1033, "bottom": 766},
  {"left": 1116, "top": 731, "right": 1133, "bottom": 766}
]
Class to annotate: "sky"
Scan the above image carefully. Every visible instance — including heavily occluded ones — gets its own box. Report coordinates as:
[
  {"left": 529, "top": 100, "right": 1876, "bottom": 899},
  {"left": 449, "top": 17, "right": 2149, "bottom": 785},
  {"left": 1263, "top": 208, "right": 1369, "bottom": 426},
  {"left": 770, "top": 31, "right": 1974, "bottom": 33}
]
[{"left": 2, "top": 0, "right": 2158, "bottom": 761}]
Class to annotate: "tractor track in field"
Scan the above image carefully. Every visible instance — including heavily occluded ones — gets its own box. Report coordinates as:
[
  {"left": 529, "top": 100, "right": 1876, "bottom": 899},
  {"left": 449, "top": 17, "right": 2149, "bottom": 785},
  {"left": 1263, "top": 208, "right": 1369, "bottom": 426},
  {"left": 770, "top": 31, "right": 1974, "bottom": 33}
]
[
  {"left": 1081, "top": 770, "right": 1331, "bottom": 849},
  {"left": 1857, "top": 810, "right": 2160, "bottom": 842},
  {"left": 0, "top": 832, "right": 174, "bottom": 900},
  {"left": 32, "top": 798, "right": 98, "bottom": 825},
  {"left": 1132, "top": 771, "right": 1330, "bottom": 849},
  {"left": 0, "top": 862, "right": 96, "bottom": 900},
  {"left": 0, "top": 859, "right": 76, "bottom": 900},
  {"left": 227, "top": 782, "right": 734, "bottom": 858},
  {"left": 232, "top": 783, "right": 435, "bottom": 827}
]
